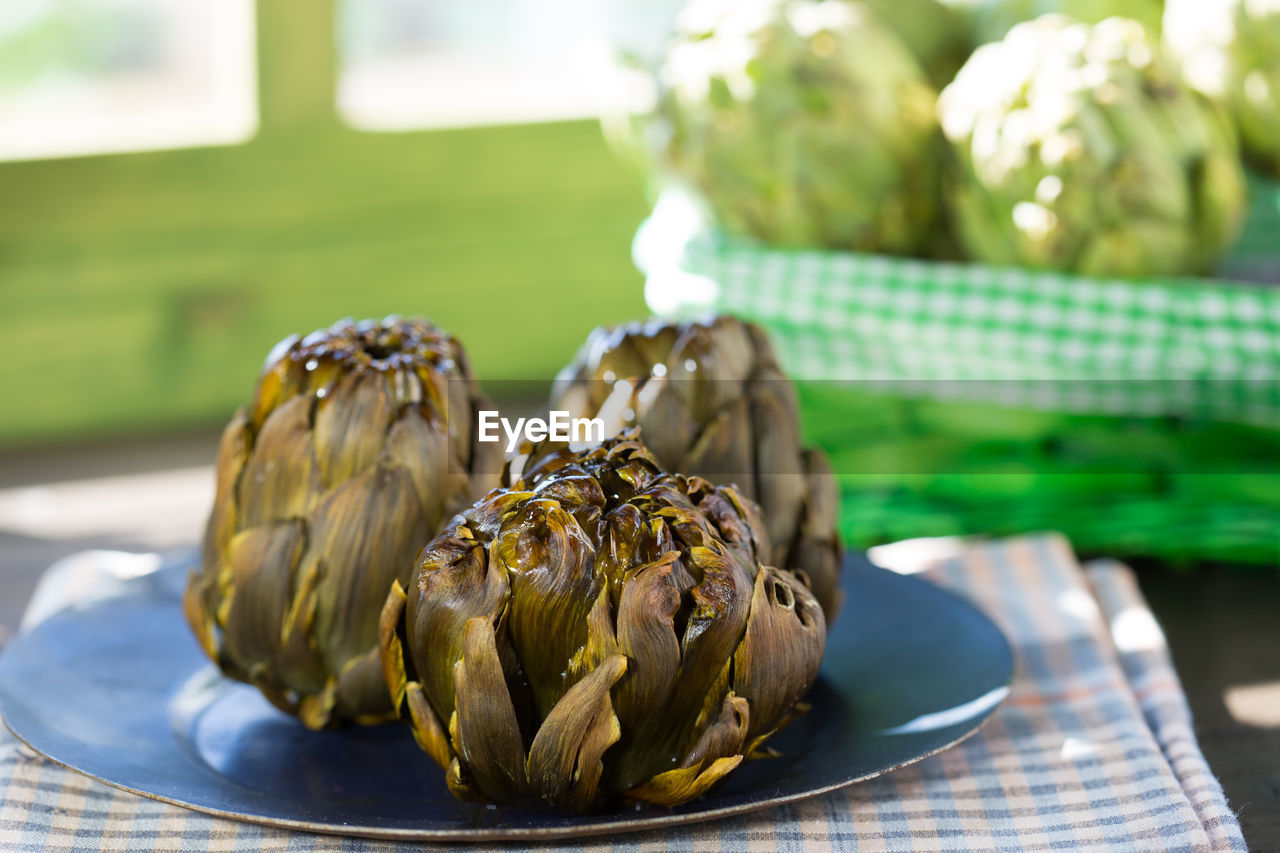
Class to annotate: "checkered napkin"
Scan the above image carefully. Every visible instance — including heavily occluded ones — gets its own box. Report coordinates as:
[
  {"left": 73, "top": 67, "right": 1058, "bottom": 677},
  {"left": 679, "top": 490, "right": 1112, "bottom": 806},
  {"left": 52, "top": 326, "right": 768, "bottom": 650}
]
[{"left": 0, "top": 534, "right": 1244, "bottom": 852}]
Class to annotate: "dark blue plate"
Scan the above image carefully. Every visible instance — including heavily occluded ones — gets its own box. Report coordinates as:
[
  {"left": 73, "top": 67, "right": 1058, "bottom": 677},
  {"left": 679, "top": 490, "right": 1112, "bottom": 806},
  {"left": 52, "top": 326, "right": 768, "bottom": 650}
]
[{"left": 0, "top": 554, "right": 1011, "bottom": 842}]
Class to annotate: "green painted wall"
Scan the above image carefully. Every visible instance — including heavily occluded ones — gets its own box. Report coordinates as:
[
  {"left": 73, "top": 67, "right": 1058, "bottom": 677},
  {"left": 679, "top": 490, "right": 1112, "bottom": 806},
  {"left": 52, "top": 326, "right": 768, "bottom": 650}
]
[{"left": 0, "top": 0, "right": 649, "bottom": 447}]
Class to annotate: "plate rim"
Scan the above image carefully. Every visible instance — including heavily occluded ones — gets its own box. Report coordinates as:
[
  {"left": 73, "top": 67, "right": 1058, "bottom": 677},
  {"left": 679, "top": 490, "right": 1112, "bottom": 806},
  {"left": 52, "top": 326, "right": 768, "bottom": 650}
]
[{"left": 0, "top": 560, "right": 1013, "bottom": 842}]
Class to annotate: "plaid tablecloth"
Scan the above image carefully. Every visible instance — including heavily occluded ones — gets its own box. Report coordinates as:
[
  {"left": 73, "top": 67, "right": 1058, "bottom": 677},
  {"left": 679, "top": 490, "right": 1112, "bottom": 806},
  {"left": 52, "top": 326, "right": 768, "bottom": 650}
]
[{"left": 0, "top": 534, "right": 1245, "bottom": 851}]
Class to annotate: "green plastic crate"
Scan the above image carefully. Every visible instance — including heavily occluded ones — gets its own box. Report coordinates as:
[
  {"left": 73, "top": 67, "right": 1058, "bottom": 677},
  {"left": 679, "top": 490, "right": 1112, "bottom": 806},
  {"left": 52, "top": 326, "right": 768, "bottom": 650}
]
[{"left": 637, "top": 175, "right": 1280, "bottom": 566}]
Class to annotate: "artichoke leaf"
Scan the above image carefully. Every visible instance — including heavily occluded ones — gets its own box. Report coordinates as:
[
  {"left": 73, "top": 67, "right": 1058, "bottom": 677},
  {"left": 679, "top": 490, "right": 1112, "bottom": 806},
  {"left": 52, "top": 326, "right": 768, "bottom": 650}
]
[
  {"left": 297, "top": 682, "right": 338, "bottom": 731},
  {"left": 606, "top": 554, "right": 685, "bottom": 788},
  {"left": 444, "top": 364, "right": 475, "bottom": 460},
  {"left": 377, "top": 579, "right": 411, "bottom": 711},
  {"left": 237, "top": 395, "right": 322, "bottom": 528},
  {"left": 625, "top": 755, "right": 744, "bottom": 808},
  {"left": 452, "top": 616, "right": 530, "bottom": 804},
  {"left": 681, "top": 692, "right": 750, "bottom": 770},
  {"left": 634, "top": 377, "right": 700, "bottom": 471},
  {"left": 613, "top": 554, "right": 683, "bottom": 726},
  {"left": 594, "top": 502, "right": 645, "bottom": 591},
  {"left": 446, "top": 756, "right": 485, "bottom": 803},
  {"left": 313, "top": 368, "right": 395, "bottom": 489},
  {"left": 310, "top": 466, "right": 430, "bottom": 675},
  {"left": 406, "top": 531, "right": 509, "bottom": 725},
  {"left": 406, "top": 682, "right": 454, "bottom": 771},
  {"left": 695, "top": 489, "right": 770, "bottom": 574},
  {"left": 202, "top": 408, "right": 250, "bottom": 575},
  {"left": 526, "top": 654, "right": 627, "bottom": 812},
  {"left": 497, "top": 502, "right": 601, "bottom": 718},
  {"left": 683, "top": 397, "right": 756, "bottom": 499},
  {"left": 248, "top": 671, "right": 300, "bottom": 718},
  {"left": 276, "top": 552, "right": 326, "bottom": 696},
  {"left": 219, "top": 521, "right": 305, "bottom": 677},
  {"left": 748, "top": 378, "right": 806, "bottom": 562},
  {"left": 466, "top": 399, "right": 505, "bottom": 501},
  {"left": 334, "top": 645, "right": 397, "bottom": 724},
  {"left": 569, "top": 587, "right": 621, "bottom": 681},
  {"left": 661, "top": 543, "right": 752, "bottom": 754},
  {"left": 182, "top": 572, "right": 219, "bottom": 662},
  {"left": 249, "top": 338, "right": 300, "bottom": 429},
  {"left": 733, "top": 568, "right": 826, "bottom": 742},
  {"left": 795, "top": 450, "right": 843, "bottom": 619},
  {"left": 382, "top": 408, "right": 457, "bottom": 528},
  {"left": 530, "top": 470, "right": 608, "bottom": 534}
]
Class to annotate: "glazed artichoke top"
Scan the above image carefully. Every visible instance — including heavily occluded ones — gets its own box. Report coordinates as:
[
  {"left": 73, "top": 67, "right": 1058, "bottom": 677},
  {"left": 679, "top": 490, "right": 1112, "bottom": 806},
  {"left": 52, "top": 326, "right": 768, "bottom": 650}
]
[
  {"left": 553, "top": 315, "right": 772, "bottom": 432},
  {"left": 212, "top": 315, "right": 496, "bottom": 571},
  {"left": 381, "top": 431, "right": 826, "bottom": 811},
  {"left": 512, "top": 428, "right": 773, "bottom": 575},
  {"left": 251, "top": 317, "right": 477, "bottom": 441}
]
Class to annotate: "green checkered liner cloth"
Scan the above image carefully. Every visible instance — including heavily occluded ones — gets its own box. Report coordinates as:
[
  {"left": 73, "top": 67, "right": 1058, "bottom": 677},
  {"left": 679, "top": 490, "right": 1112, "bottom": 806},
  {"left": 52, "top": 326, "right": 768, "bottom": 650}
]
[{"left": 638, "top": 189, "right": 1280, "bottom": 426}]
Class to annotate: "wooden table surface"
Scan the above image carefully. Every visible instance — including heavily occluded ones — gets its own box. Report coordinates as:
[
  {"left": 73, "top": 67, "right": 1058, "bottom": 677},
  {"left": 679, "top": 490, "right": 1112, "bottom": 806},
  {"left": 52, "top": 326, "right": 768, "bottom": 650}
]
[
  {"left": 1137, "top": 564, "right": 1280, "bottom": 847},
  {"left": 1, "top": 433, "right": 1276, "bottom": 848}
]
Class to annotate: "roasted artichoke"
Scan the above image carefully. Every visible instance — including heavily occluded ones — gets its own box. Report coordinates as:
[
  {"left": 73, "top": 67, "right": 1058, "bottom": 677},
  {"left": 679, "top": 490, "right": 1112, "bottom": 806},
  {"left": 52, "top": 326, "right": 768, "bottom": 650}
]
[
  {"left": 185, "top": 317, "right": 500, "bottom": 729},
  {"left": 1165, "top": 0, "right": 1280, "bottom": 177},
  {"left": 650, "top": 0, "right": 944, "bottom": 254},
  {"left": 551, "top": 316, "right": 842, "bottom": 622},
  {"left": 939, "top": 15, "right": 1247, "bottom": 276},
  {"left": 378, "top": 432, "right": 826, "bottom": 812}
]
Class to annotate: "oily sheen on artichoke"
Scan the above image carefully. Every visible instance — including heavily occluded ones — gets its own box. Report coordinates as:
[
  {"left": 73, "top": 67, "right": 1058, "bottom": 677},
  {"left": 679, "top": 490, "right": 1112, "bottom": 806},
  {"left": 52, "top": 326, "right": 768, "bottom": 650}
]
[
  {"left": 939, "top": 16, "right": 1247, "bottom": 276},
  {"left": 651, "top": 0, "right": 943, "bottom": 254},
  {"left": 378, "top": 432, "right": 826, "bottom": 812},
  {"left": 1165, "top": 0, "right": 1280, "bottom": 177},
  {"left": 552, "top": 315, "right": 842, "bottom": 623},
  {"left": 184, "top": 317, "right": 500, "bottom": 729}
]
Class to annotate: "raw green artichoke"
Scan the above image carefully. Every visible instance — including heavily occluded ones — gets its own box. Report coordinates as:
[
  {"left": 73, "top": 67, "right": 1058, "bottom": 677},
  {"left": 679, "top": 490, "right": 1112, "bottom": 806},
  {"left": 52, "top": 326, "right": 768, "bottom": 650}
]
[
  {"left": 185, "top": 317, "right": 501, "bottom": 729},
  {"left": 970, "top": 0, "right": 1163, "bottom": 45},
  {"left": 861, "top": 0, "right": 972, "bottom": 87},
  {"left": 1164, "top": 0, "right": 1280, "bottom": 177},
  {"left": 551, "top": 316, "right": 842, "bottom": 622},
  {"left": 378, "top": 431, "right": 826, "bottom": 812},
  {"left": 651, "top": 0, "right": 944, "bottom": 254},
  {"left": 938, "top": 15, "right": 1247, "bottom": 276}
]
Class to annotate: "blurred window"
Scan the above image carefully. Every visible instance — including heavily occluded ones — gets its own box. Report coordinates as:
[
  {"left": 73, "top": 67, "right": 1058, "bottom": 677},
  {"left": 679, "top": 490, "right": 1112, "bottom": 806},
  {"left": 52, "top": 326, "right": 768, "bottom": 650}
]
[
  {"left": 0, "top": 0, "right": 257, "bottom": 162},
  {"left": 336, "top": 0, "right": 682, "bottom": 130}
]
